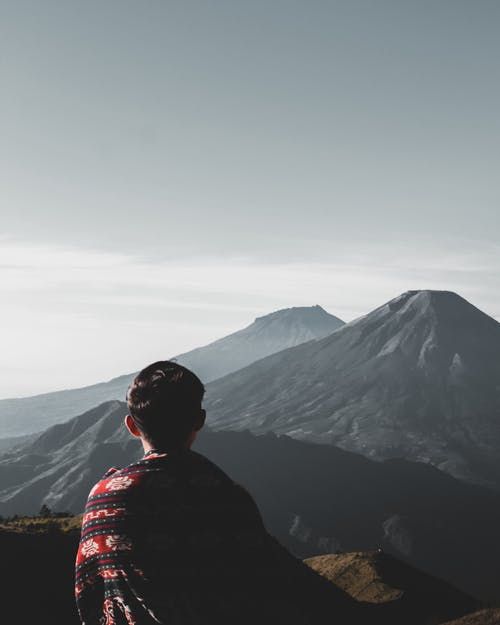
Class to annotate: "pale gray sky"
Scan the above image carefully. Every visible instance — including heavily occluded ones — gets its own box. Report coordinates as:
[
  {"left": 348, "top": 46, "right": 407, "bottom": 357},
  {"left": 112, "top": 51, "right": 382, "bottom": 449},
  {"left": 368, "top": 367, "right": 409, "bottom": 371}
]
[{"left": 0, "top": 1, "right": 499, "bottom": 396}]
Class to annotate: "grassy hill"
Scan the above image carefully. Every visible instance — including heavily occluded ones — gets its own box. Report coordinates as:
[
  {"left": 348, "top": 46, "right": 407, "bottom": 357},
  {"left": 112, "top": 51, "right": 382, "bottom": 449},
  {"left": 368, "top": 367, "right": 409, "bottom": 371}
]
[
  {"left": 306, "top": 551, "right": 479, "bottom": 624},
  {"left": 0, "top": 512, "right": 82, "bottom": 534}
]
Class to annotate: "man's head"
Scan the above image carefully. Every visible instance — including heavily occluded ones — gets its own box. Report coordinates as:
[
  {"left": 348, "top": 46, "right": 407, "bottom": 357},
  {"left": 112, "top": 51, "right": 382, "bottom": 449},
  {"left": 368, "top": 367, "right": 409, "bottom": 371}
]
[{"left": 125, "top": 360, "right": 206, "bottom": 451}]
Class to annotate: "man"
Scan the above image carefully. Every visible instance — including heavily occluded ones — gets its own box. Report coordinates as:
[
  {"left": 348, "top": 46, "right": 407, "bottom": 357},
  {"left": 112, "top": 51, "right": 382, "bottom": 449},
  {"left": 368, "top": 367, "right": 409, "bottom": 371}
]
[{"left": 75, "top": 361, "right": 371, "bottom": 624}]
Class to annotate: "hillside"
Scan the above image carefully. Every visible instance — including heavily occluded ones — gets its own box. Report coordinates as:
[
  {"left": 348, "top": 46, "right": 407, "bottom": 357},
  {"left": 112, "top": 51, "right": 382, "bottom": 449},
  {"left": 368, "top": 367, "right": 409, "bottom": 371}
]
[
  {"left": 205, "top": 290, "right": 500, "bottom": 487},
  {"left": 306, "top": 551, "right": 478, "bottom": 625},
  {"left": 3, "top": 400, "right": 500, "bottom": 600},
  {"left": 0, "top": 518, "right": 81, "bottom": 624},
  {"left": 444, "top": 610, "right": 500, "bottom": 625},
  {"left": 0, "top": 305, "right": 343, "bottom": 438}
]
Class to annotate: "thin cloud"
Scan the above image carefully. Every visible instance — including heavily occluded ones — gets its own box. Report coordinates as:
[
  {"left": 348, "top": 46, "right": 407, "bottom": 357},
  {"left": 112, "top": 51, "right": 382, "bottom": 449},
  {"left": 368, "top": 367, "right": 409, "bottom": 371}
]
[{"left": 0, "top": 239, "right": 498, "bottom": 397}]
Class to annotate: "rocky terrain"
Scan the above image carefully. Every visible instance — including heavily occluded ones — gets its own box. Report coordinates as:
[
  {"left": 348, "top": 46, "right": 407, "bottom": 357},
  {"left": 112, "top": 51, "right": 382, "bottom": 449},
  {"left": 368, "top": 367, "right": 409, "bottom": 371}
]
[
  {"left": 0, "top": 305, "right": 343, "bottom": 439},
  {"left": 205, "top": 290, "right": 500, "bottom": 488},
  {"left": 3, "top": 400, "right": 500, "bottom": 600},
  {"left": 444, "top": 610, "right": 500, "bottom": 625}
]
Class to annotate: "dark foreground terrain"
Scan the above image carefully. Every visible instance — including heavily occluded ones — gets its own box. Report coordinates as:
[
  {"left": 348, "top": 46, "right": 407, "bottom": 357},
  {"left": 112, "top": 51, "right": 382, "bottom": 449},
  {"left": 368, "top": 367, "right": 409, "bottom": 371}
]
[
  {"left": 0, "top": 516, "right": 492, "bottom": 625},
  {"left": 3, "top": 403, "right": 500, "bottom": 601}
]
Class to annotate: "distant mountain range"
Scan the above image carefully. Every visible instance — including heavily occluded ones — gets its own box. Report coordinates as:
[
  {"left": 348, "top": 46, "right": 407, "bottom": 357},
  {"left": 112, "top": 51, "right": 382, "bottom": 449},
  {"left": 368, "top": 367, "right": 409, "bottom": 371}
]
[
  {"left": 205, "top": 290, "right": 500, "bottom": 488},
  {"left": 2, "top": 289, "right": 500, "bottom": 623},
  {"left": 3, "top": 400, "right": 500, "bottom": 601},
  {"left": 0, "top": 305, "right": 343, "bottom": 438}
]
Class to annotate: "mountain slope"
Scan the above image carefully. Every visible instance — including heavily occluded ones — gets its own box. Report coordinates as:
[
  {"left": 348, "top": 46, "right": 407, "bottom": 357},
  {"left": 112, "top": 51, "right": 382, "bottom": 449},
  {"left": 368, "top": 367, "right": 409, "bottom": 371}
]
[
  {"left": 0, "top": 305, "right": 343, "bottom": 438},
  {"left": 176, "top": 304, "right": 344, "bottom": 381},
  {"left": 205, "top": 290, "right": 500, "bottom": 487},
  {"left": 444, "top": 610, "right": 500, "bottom": 625},
  {"left": 3, "top": 400, "right": 500, "bottom": 600},
  {"left": 306, "top": 551, "right": 478, "bottom": 625}
]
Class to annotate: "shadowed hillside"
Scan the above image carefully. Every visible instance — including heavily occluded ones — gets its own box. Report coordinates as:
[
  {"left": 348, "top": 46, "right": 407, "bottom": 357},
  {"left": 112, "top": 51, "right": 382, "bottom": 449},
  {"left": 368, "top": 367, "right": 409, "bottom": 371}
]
[
  {"left": 3, "top": 401, "right": 500, "bottom": 600},
  {"left": 0, "top": 517, "right": 481, "bottom": 625},
  {"left": 0, "top": 518, "right": 81, "bottom": 624}
]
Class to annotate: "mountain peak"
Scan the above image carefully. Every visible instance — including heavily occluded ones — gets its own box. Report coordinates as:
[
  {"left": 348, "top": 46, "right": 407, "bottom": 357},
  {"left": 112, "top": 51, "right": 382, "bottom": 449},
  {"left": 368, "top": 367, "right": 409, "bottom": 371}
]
[
  {"left": 254, "top": 304, "right": 340, "bottom": 324},
  {"left": 0, "top": 304, "right": 344, "bottom": 438},
  {"left": 247, "top": 305, "right": 344, "bottom": 343},
  {"left": 387, "top": 289, "right": 465, "bottom": 310},
  {"left": 382, "top": 290, "right": 497, "bottom": 328}
]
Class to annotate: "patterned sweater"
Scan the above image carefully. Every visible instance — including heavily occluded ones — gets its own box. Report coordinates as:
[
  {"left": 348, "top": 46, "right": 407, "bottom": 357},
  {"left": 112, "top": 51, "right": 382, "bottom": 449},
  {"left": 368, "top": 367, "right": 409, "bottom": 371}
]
[{"left": 75, "top": 449, "right": 361, "bottom": 625}]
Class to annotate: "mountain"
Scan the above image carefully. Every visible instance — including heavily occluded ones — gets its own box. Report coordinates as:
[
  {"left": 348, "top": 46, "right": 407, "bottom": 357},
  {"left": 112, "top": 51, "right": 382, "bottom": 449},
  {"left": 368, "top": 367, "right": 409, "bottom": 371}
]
[
  {"left": 3, "top": 400, "right": 500, "bottom": 600},
  {"left": 205, "top": 290, "right": 500, "bottom": 488},
  {"left": 0, "top": 305, "right": 344, "bottom": 438},
  {"left": 176, "top": 304, "right": 344, "bottom": 380},
  {"left": 0, "top": 433, "right": 34, "bottom": 453}
]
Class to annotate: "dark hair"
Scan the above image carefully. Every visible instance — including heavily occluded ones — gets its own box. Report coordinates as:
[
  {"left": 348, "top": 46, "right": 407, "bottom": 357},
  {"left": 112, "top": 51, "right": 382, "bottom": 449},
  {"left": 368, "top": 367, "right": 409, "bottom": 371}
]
[{"left": 126, "top": 360, "right": 205, "bottom": 449}]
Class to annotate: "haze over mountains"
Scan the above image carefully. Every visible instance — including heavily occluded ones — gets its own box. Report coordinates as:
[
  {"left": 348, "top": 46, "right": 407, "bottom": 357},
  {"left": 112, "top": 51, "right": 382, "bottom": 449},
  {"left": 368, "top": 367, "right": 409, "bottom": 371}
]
[
  {"left": 3, "top": 399, "right": 500, "bottom": 600},
  {"left": 0, "top": 305, "right": 343, "bottom": 438},
  {"left": 2, "top": 288, "right": 500, "bottom": 490},
  {"left": 205, "top": 290, "right": 500, "bottom": 488},
  {"left": 3, "top": 288, "right": 500, "bottom": 611}
]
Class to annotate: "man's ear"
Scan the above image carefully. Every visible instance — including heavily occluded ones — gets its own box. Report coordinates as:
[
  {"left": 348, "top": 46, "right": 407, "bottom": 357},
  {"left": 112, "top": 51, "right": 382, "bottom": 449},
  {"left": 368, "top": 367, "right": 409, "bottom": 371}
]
[
  {"left": 194, "top": 409, "right": 206, "bottom": 432},
  {"left": 125, "top": 414, "right": 142, "bottom": 438}
]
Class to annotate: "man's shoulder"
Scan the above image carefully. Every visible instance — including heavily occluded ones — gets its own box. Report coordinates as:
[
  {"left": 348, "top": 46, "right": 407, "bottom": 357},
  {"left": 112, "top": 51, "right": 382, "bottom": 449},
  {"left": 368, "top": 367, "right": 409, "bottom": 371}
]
[
  {"left": 85, "top": 449, "right": 248, "bottom": 504},
  {"left": 188, "top": 450, "right": 234, "bottom": 481},
  {"left": 188, "top": 452, "right": 261, "bottom": 509},
  {"left": 85, "top": 458, "right": 150, "bottom": 501}
]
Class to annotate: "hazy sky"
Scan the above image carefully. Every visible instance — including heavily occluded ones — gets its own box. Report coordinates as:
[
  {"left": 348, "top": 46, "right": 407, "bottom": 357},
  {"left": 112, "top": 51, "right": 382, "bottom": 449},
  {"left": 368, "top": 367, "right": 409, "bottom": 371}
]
[{"left": 1, "top": 1, "right": 499, "bottom": 397}]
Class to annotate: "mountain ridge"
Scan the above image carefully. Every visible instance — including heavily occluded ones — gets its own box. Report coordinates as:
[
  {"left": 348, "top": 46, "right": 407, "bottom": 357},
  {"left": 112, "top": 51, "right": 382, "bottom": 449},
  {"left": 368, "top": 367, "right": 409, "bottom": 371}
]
[{"left": 0, "top": 305, "right": 344, "bottom": 438}]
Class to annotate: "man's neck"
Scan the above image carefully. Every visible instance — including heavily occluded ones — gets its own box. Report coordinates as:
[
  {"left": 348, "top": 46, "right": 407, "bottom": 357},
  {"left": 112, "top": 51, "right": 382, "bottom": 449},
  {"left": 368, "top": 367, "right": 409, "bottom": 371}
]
[
  {"left": 140, "top": 437, "right": 194, "bottom": 455},
  {"left": 140, "top": 438, "right": 155, "bottom": 454}
]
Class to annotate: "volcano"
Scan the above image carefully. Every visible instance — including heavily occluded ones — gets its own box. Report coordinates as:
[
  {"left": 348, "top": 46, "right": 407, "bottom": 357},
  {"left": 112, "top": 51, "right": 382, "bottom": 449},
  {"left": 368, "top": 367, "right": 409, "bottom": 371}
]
[
  {"left": 0, "top": 305, "right": 343, "bottom": 438},
  {"left": 205, "top": 291, "right": 500, "bottom": 487}
]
